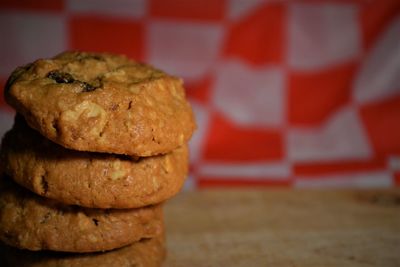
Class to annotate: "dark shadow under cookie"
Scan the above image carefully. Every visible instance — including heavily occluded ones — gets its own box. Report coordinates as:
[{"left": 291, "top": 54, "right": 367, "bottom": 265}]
[{"left": 0, "top": 234, "right": 165, "bottom": 267}]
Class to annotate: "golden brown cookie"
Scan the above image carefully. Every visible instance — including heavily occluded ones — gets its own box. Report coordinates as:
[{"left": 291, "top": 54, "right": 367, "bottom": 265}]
[
  {"left": 0, "top": 235, "right": 165, "bottom": 267},
  {"left": 0, "top": 176, "right": 164, "bottom": 253},
  {"left": 5, "top": 51, "right": 196, "bottom": 156},
  {"left": 1, "top": 116, "right": 188, "bottom": 209}
]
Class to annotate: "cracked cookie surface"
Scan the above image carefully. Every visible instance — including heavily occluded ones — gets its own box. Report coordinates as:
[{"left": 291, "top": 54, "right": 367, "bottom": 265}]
[
  {"left": 0, "top": 176, "right": 163, "bottom": 253},
  {"left": 0, "top": 117, "right": 188, "bottom": 209},
  {"left": 5, "top": 51, "right": 196, "bottom": 156}
]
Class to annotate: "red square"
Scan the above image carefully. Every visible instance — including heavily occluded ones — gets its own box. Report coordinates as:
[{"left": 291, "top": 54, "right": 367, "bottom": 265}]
[
  {"left": 203, "top": 112, "right": 283, "bottom": 162},
  {"left": 289, "top": 62, "right": 357, "bottom": 126},
  {"left": 395, "top": 172, "right": 400, "bottom": 187},
  {"left": 150, "top": 0, "right": 226, "bottom": 21},
  {"left": 0, "top": 0, "right": 64, "bottom": 11},
  {"left": 293, "top": 157, "right": 387, "bottom": 176},
  {"left": 69, "top": 15, "right": 144, "bottom": 60},
  {"left": 360, "top": 1, "right": 400, "bottom": 51},
  {"left": 197, "top": 178, "right": 291, "bottom": 188},
  {"left": 359, "top": 95, "right": 400, "bottom": 156},
  {"left": 185, "top": 76, "right": 213, "bottom": 105},
  {"left": 223, "top": 3, "right": 286, "bottom": 65}
]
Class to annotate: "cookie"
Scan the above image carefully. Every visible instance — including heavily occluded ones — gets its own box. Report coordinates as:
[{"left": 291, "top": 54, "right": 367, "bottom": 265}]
[
  {"left": 1, "top": 116, "right": 188, "bottom": 209},
  {"left": 0, "top": 235, "right": 165, "bottom": 267},
  {"left": 0, "top": 176, "right": 163, "bottom": 253},
  {"left": 5, "top": 51, "right": 196, "bottom": 156}
]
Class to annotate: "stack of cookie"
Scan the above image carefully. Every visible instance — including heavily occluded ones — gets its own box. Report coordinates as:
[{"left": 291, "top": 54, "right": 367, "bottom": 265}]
[{"left": 0, "top": 52, "right": 196, "bottom": 266}]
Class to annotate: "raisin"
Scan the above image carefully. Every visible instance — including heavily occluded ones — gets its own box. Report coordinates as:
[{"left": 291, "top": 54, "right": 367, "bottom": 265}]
[
  {"left": 47, "top": 70, "right": 100, "bottom": 92},
  {"left": 89, "top": 55, "right": 103, "bottom": 61},
  {"left": 80, "top": 82, "right": 97, "bottom": 92},
  {"left": 47, "top": 71, "right": 75, "bottom": 84},
  {"left": 92, "top": 218, "right": 99, "bottom": 226},
  {"left": 80, "top": 78, "right": 102, "bottom": 92},
  {"left": 77, "top": 54, "right": 104, "bottom": 62}
]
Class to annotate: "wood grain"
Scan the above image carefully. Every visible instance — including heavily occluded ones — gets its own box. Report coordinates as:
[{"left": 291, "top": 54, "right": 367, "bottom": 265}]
[{"left": 164, "top": 190, "right": 400, "bottom": 267}]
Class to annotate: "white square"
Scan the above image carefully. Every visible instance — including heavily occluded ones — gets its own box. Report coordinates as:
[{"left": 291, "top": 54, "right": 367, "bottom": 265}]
[
  {"left": 213, "top": 59, "right": 285, "bottom": 127},
  {"left": 147, "top": 21, "right": 224, "bottom": 81},
  {"left": 388, "top": 156, "right": 400, "bottom": 171},
  {"left": 0, "top": 12, "right": 66, "bottom": 76},
  {"left": 188, "top": 101, "right": 211, "bottom": 164},
  {"left": 198, "top": 161, "right": 291, "bottom": 179},
  {"left": 295, "top": 171, "right": 393, "bottom": 188},
  {"left": 228, "top": 0, "right": 264, "bottom": 21},
  {"left": 67, "top": 0, "right": 147, "bottom": 18},
  {"left": 287, "top": 106, "right": 372, "bottom": 162},
  {"left": 288, "top": 3, "right": 361, "bottom": 70},
  {"left": 353, "top": 16, "right": 400, "bottom": 104}
]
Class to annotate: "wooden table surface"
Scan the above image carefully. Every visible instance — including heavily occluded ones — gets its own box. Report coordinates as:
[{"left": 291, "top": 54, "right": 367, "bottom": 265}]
[{"left": 163, "top": 190, "right": 400, "bottom": 267}]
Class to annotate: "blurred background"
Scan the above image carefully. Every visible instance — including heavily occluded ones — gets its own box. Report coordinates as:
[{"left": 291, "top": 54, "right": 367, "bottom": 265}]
[{"left": 0, "top": 0, "right": 399, "bottom": 189}]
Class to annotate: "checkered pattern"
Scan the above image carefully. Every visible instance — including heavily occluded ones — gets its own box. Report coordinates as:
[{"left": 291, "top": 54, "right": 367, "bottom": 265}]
[{"left": 1, "top": 0, "right": 400, "bottom": 189}]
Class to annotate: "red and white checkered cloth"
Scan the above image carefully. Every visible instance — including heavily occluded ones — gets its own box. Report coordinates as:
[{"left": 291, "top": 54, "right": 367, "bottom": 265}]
[{"left": 1, "top": 0, "right": 399, "bottom": 189}]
